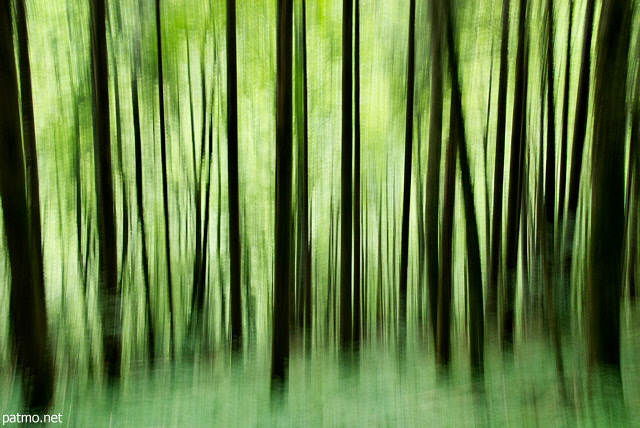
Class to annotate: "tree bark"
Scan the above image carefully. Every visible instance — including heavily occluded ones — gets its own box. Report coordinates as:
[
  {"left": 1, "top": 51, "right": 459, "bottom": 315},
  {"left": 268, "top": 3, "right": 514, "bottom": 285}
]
[{"left": 353, "top": 0, "right": 362, "bottom": 349}]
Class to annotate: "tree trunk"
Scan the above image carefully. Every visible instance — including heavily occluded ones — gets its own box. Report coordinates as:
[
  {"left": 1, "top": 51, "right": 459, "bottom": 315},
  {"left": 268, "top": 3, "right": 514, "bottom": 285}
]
[
  {"left": 1, "top": 1, "right": 54, "bottom": 410},
  {"left": 353, "top": 0, "right": 362, "bottom": 349},
  {"left": 487, "top": 0, "right": 511, "bottom": 321},
  {"left": 398, "top": 0, "right": 416, "bottom": 356},
  {"left": 426, "top": 0, "right": 443, "bottom": 346},
  {"left": 586, "top": 0, "right": 630, "bottom": 404},
  {"left": 226, "top": 0, "right": 243, "bottom": 353},
  {"left": 271, "top": 0, "right": 293, "bottom": 389},
  {"left": 444, "top": 5, "right": 485, "bottom": 384},
  {"left": 501, "top": 0, "right": 527, "bottom": 352},
  {"left": 155, "top": 0, "right": 175, "bottom": 361},
  {"left": 90, "top": 0, "right": 121, "bottom": 379},
  {"left": 340, "top": 0, "right": 353, "bottom": 350}
]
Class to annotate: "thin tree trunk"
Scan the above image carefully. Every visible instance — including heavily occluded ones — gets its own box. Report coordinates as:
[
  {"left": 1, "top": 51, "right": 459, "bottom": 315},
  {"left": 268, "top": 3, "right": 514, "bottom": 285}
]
[
  {"left": 398, "top": 0, "right": 416, "bottom": 356},
  {"left": 501, "top": 0, "right": 527, "bottom": 352},
  {"left": 302, "top": 0, "right": 312, "bottom": 347},
  {"left": 226, "top": 0, "right": 243, "bottom": 353},
  {"left": 586, "top": 0, "right": 629, "bottom": 404},
  {"left": 426, "top": 0, "right": 444, "bottom": 346},
  {"left": 557, "top": 0, "right": 573, "bottom": 225},
  {"left": 155, "top": 0, "right": 175, "bottom": 361},
  {"left": 437, "top": 111, "right": 456, "bottom": 370},
  {"left": 487, "top": 0, "right": 511, "bottom": 321},
  {"left": 353, "top": 0, "right": 362, "bottom": 349},
  {"left": 340, "top": 0, "right": 353, "bottom": 350},
  {"left": 271, "top": 0, "right": 293, "bottom": 389},
  {"left": 1, "top": 1, "right": 54, "bottom": 410}
]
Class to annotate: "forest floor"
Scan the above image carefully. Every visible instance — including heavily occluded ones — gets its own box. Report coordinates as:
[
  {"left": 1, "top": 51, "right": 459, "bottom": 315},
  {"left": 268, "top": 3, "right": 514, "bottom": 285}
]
[{"left": 2, "top": 306, "right": 640, "bottom": 427}]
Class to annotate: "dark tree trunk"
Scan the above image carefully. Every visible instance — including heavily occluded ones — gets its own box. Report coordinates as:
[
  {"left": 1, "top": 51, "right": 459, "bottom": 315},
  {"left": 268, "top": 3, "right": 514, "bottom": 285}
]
[
  {"left": 586, "top": 0, "right": 630, "bottom": 403},
  {"left": 398, "top": 0, "right": 416, "bottom": 355},
  {"left": 155, "top": 0, "right": 175, "bottom": 360},
  {"left": 271, "top": 0, "right": 293, "bottom": 389},
  {"left": 445, "top": 6, "right": 485, "bottom": 384},
  {"left": 487, "top": 0, "right": 511, "bottom": 321},
  {"left": 437, "top": 109, "right": 456, "bottom": 370},
  {"left": 90, "top": 0, "right": 121, "bottom": 379},
  {"left": 226, "top": 0, "right": 243, "bottom": 353},
  {"left": 501, "top": 0, "right": 527, "bottom": 353},
  {"left": 340, "top": 0, "right": 353, "bottom": 350},
  {"left": 426, "top": 0, "right": 443, "bottom": 346},
  {"left": 353, "top": 0, "right": 362, "bottom": 349},
  {"left": 628, "top": 61, "right": 640, "bottom": 300},
  {"left": 1, "top": 1, "right": 54, "bottom": 411}
]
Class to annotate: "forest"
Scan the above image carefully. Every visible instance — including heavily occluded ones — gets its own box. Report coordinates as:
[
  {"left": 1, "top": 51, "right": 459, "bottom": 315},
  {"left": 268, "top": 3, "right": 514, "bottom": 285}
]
[{"left": 0, "top": 0, "right": 639, "bottom": 425}]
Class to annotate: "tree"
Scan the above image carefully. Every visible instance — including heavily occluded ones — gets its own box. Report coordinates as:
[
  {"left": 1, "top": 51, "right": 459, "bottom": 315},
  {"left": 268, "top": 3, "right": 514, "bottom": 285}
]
[
  {"left": 226, "top": 0, "right": 243, "bottom": 353},
  {"left": 155, "top": 0, "right": 176, "bottom": 361},
  {"left": 487, "top": 0, "right": 511, "bottom": 320},
  {"left": 501, "top": 0, "right": 527, "bottom": 352},
  {"left": 586, "top": 0, "right": 630, "bottom": 404},
  {"left": 272, "top": 0, "right": 293, "bottom": 389},
  {"left": 426, "top": 0, "right": 443, "bottom": 346},
  {"left": 340, "top": 0, "right": 354, "bottom": 350},
  {"left": 353, "top": 0, "right": 362, "bottom": 348},
  {"left": 90, "top": 0, "right": 121, "bottom": 379},
  {"left": 398, "top": 0, "right": 416, "bottom": 355},
  {"left": 0, "top": 0, "right": 54, "bottom": 411}
]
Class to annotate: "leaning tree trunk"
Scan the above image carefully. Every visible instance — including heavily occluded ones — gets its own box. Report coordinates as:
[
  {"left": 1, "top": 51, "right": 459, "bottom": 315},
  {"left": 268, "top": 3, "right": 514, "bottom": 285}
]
[
  {"left": 90, "top": 0, "right": 121, "bottom": 379},
  {"left": 226, "top": 0, "right": 243, "bottom": 353},
  {"left": 586, "top": 0, "right": 630, "bottom": 405},
  {"left": 1, "top": 1, "right": 54, "bottom": 411},
  {"left": 271, "top": 0, "right": 293, "bottom": 390},
  {"left": 340, "top": 0, "right": 353, "bottom": 351},
  {"left": 398, "top": 0, "right": 417, "bottom": 356}
]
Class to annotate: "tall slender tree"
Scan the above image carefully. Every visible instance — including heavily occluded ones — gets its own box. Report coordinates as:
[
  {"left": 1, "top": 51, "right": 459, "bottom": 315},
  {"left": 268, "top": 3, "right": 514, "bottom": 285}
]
[
  {"left": 426, "top": 0, "right": 443, "bottom": 346},
  {"left": 226, "top": 0, "right": 243, "bottom": 353},
  {"left": 487, "top": 0, "right": 511, "bottom": 320},
  {"left": 353, "top": 0, "right": 362, "bottom": 348},
  {"left": 340, "top": 0, "right": 354, "bottom": 350},
  {"left": 1, "top": 0, "right": 54, "bottom": 410},
  {"left": 272, "top": 0, "right": 293, "bottom": 389},
  {"left": 398, "top": 0, "right": 417, "bottom": 355},
  {"left": 155, "top": 0, "right": 176, "bottom": 361}
]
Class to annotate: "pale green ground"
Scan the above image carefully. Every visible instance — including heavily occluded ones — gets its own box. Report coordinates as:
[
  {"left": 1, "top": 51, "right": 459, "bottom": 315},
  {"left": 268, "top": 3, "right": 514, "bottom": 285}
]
[{"left": 2, "top": 306, "right": 639, "bottom": 427}]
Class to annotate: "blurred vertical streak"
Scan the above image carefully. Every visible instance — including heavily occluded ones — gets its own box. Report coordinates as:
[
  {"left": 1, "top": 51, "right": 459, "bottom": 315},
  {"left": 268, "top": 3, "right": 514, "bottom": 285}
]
[{"left": 1, "top": 0, "right": 54, "bottom": 411}]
